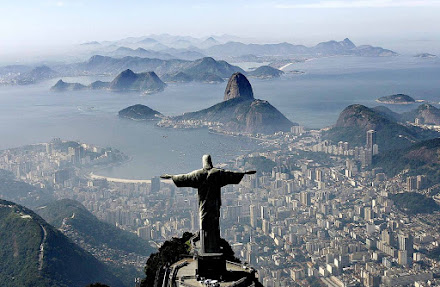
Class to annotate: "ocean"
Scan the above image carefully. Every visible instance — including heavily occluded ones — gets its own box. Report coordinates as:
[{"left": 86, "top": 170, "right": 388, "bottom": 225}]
[{"left": 0, "top": 55, "right": 439, "bottom": 178}]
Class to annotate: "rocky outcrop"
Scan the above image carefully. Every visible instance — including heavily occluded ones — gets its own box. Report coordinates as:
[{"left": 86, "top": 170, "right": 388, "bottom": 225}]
[
  {"left": 118, "top": 104, "right": 163, "bottom": 120},
  {"left": 51, "top": 79, "right": 87, "bottom": 91},
  {"left": 376, "top": 94, "right": 415, "bottom": 104},
  {"left": 224, "top": 72, "right": 254, "bottom": 101},
  {"left": 51, "top": 69, "right": 166, "bottom": 93},
  {"left": 248, "top": 66, "right": 284, "bottom": 79},
  {"left": 169, "top": 73, "right": 294, "bottom": 134},
  {"left": 109, "top": 69, "right": 166, "bottom": 93}
]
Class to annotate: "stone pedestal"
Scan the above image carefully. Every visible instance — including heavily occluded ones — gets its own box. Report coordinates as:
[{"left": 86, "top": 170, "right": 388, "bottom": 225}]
[{"left": 197, "top": 253, "right": 226, "bottom": 279}]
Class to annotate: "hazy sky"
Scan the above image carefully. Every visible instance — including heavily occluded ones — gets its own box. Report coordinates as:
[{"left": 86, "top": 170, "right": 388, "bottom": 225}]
[{"left": 1, "top": 0, "right": 440, "bottom": 55}]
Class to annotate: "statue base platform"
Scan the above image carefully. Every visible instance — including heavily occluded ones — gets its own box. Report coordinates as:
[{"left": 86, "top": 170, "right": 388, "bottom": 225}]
[{"left": 197, "top": 252, "right": 226, "bottom": 279}]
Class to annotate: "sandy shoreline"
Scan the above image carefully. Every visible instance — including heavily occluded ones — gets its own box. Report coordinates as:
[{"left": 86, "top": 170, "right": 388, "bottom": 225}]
[{"left": 89, "top": 172, "right": 172, "bottom": 184}]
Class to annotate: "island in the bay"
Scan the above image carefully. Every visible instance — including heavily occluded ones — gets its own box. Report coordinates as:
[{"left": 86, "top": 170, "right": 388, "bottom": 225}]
[
  {"left": 118, "top": 104, "right": 163, "bottom": 121},
  {"left": 51, "top": 69, "right": 166, "bottom": 94},
  {"left": 414, "top": 53, "right": 437, "bottom": 58},
  {"left": 376, "top": 93, "right": 416, "bottom": 104},
  {"left": 120, "top": 72, "right": 296, "bottom": 134}
]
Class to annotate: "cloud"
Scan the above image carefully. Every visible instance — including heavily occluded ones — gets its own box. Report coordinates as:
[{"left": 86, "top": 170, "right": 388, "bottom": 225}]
[{"left": 275, "top": 0, "right": 440, "bottom": 9}]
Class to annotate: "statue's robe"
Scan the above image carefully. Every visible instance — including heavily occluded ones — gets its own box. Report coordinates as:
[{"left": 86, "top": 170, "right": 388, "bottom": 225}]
[{"left": 172, "top": 168, "right": 245, "bottom": 253}]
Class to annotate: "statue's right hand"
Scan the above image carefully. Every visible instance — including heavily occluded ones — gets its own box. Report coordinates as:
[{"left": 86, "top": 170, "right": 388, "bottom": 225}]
[{"left": 160, "top": 174, "right": 172, "bottom": 179}]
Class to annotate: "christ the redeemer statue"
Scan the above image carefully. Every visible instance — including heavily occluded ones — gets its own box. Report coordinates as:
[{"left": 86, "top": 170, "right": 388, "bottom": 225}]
[{"left": 161, "top": 155, "right": 255, "bottom": 254}]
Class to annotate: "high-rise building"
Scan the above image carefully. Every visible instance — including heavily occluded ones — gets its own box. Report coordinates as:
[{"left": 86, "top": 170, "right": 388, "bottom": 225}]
[
  {"left": 398, "top": 233, "right": 414, "bottom": 255},
  {"left": 398, "top": 250, "right": 409, "bottom": 266},
  {"left": 381, "top": 229, "right": 394, "bottom": 245},
  {"left": 262, "top": 219, "right": 270, "bottom": 235},
  {"left": 290, "top": 125, "right": 304, "bottom": 135},
  {"left": 250, "top": 205, "right": 258, "bottom": 228},
  {"left": 73, "top": 146, "right": 83, "bottom": 165},
  {"left": 364, "top": 206, "right": 373, "bottom": 221},
  {"left": 300, "top": 191, "right": 311, "bottom": 206},
  {"left": 316, "top": 168, "right": 323, "bottom": 182},
  {"left": 307, "top": 169, "right": 316, "bottom": 181},
  {"left": 407, "top": 177, "right": 417, "bottom": 191},
  {"left": 260, "top": 205, "right": 269, "bottom": 220},
  {"left": 360, "top": 148, "right": 373, "bottom": 167},
  {"left": 372, "top": 144, "right": 379, "bottom": 155},
  {"left": 397, "top": 232, "right": 414, "bottom": 266},
  {"left": 366, "top": 130, "right": 377, "bottom": 150},
  {"left": 417, "top": 175, "right": 427, "bottom": 190},
  {"left": 45, "top": 143, "right": 53, "bottom": 155}
]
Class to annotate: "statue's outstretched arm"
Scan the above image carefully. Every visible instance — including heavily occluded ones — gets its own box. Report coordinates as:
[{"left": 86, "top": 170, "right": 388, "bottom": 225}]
[
  {"left": 244, "top": 170, "right": 256, "bottom": 175},
  {"left": 161, "top": 170, "right": 204, "bottom": 188}
]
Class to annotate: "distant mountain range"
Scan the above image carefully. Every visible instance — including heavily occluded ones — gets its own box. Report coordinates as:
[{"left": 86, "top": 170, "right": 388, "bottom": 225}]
[
  {"left": 0, "top": 199, "right": 124, "bottom": 287},
  {"left": 105, "top": 46, "right": 206, "bottom": 61},
  {"left": 1, "top": 37, "right": 397, "bottom": 86},
  {"left": 51, "top": 57, "right": 249, "bottom": 91},
  {"left": 203, "top": 38, "right": 396, "bottom": 58},
  {"left": 324, "top": 104, "right": 439, "bottom": 150},
  {"left": 57, "top": 56, "right": 244, "bottom": 82},
  {"left": 105, "top": 36, "right": 395, "bottom": 58}
]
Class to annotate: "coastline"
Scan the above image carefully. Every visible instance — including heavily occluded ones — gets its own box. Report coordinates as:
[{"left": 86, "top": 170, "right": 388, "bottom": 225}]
[{"left": 89, "top": 172, "right": 173, "bottom": 184}]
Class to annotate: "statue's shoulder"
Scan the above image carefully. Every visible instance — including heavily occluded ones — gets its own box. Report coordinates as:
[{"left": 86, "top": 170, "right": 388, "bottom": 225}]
[{"left": 206, "top": 168, "right": 225, "bottom": 178}]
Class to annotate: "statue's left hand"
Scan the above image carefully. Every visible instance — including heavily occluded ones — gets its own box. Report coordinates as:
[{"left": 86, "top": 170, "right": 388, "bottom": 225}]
[
  {"left": 245, "top": 170, "right": 256, "bottom": 175},
  {"left": 160, "top": 174, "right": 172, "bottom": 179}
]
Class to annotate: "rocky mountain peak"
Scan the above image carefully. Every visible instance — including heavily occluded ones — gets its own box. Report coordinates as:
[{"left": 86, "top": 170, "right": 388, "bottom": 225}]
[
  {"left": 224, "top": 72, "right": 254, "bottom": 101},
  {"left": 342, "top": 38, "right": 356, "bottom": 48}
]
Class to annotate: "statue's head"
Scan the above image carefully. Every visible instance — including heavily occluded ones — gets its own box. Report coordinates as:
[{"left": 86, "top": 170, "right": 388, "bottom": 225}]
[{"left": 202, "top": 154, "right": 213, "bottom": 170}]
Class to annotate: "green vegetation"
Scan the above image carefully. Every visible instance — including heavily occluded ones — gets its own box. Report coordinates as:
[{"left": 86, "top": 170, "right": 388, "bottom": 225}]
[
  {"left": 423, "top": 246, "right": 440, "bottom": 261},
  {"left": 324, "top": 104, "right": 438, "bottom": 150},
  {"left": 0, "top": 199, "right": 123, "bottom": 287},
  {"left": 118, "top": 104, "right": 163, "bottom": 120},
  {"left": 141, "top": 232, "right": 193, "bottom": 287},
  {"left": 306, "top": 276, "right": 326, "bottom": 287},
  {"left": 0, "top": 169, "right": 54, "bottom": 208},
  {"left": 389, "top": 192, "right": 440, "bottom": 215},
  {"left": 37, "top": 199, "right": 155, "bottom": 285},
  {"left": 377, "top": 94, "right": 415, "bottom": 104},
  {"left": 374, "top": 138, "right": 440, "bottom": 187},
  {"left": 37, "top": 199, "right": 155, "bottom": 256}
]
